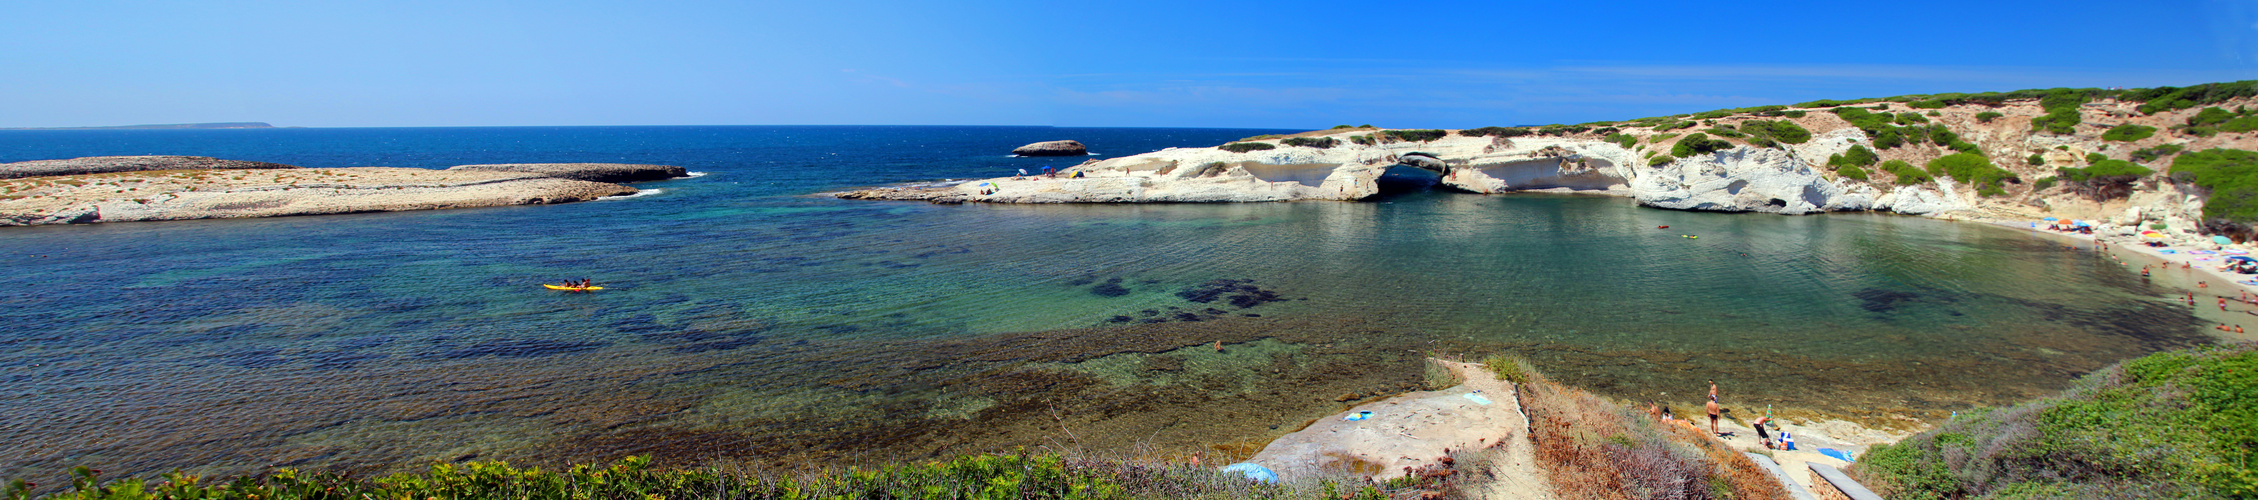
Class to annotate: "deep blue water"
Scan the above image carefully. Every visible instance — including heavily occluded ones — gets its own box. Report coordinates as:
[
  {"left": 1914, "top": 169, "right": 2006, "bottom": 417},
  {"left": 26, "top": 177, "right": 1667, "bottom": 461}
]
[{"left": 0, "top": 126, "right": 2225, "bottom": 482}]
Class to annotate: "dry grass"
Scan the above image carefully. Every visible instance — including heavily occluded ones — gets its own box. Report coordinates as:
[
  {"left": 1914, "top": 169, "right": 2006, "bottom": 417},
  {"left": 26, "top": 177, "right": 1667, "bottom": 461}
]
[{"left": 1513, "top": 360, "right": 1790, "bottom": 500}]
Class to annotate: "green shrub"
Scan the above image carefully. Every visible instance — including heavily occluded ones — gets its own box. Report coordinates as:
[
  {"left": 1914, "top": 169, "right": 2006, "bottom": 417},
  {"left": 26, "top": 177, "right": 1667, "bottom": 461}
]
[
  {"left": 1739, "top": 120, "right": 1812, "bottom": 144},
  {"left": 1976, "top": 111, "right": 2004, "bottom": 123},
  {"left": 1536, "top": 124, "right": 1589, "bottom": 136},
  {"left": 1382, "top": 129, "right": 1448, "bottom": 142},
  {"left": 2059, "top": 159, "right": 2154, "bottom": 198},
  {"left": 2087, "top": 152, "right": 2108, "bottom": 164},
  {"left": 1908, "top": 100, "right": 1947, "bottom": 109},
  {"left": 1648, "top": 155, "right": 1676, "bottom": 166},
  {"left": 1670, "top": 133, "right": 1732, "bottom": 157},
  {"left": 1927, "top": 125, "right": 1959, "bottom": 145},
  {"left": 1948, "top": 141, "right": 1983, "bottom": 155},
  {"left": 1829, "top": 145, "right": 1879, "bottom": 168},
  {"left": 1604, "top": 133, "right": 1638, "bottom": 149},
  {"left": 1648, "top": 133, "right": 1679, "bottom": 143},
  {"left": 1331, "top": 124, "right": 1357, "bottom": 129},
  {"left": 1880, "top": 160, "right": 1931, "bottom": 185},
  {"left": 2129, "top": 80, "right": 2258, "bottom": 114},
  {"left": 2029, "top": 89, "right": 2088, "bottom": 134},
  {"left": 2102, "top": 124, "right": 2158, "bottom": 142},
  {"left": 1219, "top": 142, "right": 1275, "bottom": 153},
  {"left": 1654, "top": 120, "right": 1696, "bottom": 131},
  {"left": 2027, "top": 153, "right": 2046, "bottom": 166},
  {"left": 1782, "top": 110, "right": 1807, "bottom": 118},
  {"left": 1702, "top": 127, "right": 1746, "bottom": 138},
  {"left": 1281, "top": 137, "right": 1339, "bottom": 149},
  {"left": 2034, "top": 176, "right": 2058, "bottom": 190},
  {"left": 2171, "top": 148, "right": 2258, "bottom": 223},
  {"left": 2191, "top": 107, "right": 2236, "bottom": 126},
  {"left": 1347, "top": 135, "right": 1376, "bottom": 146},
  {"left": 1459, "top": 126, "right": 1530, "bottom": 138},
  {"left": 1691, "top": 110, "right": 1733, "bottom": 120},
  {"left": 1836, "top": 165, "right": 1870, "bottom": 180},
  {"left": 1926, "top": 153, "right": 2016, "bottom": 196},
  {"left": 2132, "top": 144, "right": 2186, "bottom": 163},
  {"left": 1851, "top": 344, "right": 2258, "bottom": 499},
  {"left": 1239, "top": 134, "right": 1285, "bottom": 141},
  {"left": 1894, "top": 112, "right": 1927, "bottom": 124},
  {"left": 1871, "top": 127, "right": 1913, "bottom": 149}
]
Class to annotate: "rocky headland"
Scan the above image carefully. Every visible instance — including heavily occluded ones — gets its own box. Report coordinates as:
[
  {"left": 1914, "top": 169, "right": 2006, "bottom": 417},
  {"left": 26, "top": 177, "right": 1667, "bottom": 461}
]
[
  {"left": 841, "top": 82, "right": 2258, "bottom": 250},
  {"left": 0, "top": 156, "right": 687, "bottom": 226}
]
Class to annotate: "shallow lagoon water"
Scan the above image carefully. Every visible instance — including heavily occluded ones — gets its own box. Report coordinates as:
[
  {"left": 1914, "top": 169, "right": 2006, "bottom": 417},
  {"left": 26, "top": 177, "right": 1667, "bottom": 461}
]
[{"left": 0, "top": 126, "right": 2221, "bottom": 481}]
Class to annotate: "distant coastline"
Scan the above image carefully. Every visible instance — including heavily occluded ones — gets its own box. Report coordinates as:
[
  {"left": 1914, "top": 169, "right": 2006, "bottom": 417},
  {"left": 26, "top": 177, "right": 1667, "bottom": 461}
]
[{"left": 0, "top": 122, "right": 279, "bottom": 130}]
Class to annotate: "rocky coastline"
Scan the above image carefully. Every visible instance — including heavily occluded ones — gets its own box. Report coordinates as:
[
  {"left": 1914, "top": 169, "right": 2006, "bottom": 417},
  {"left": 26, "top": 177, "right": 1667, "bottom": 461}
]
[
  {"left": 836, "top": 95, "right": 2258, "bottom": 249},
  {"left": 0, "top": 156, "right": 687, "bottom": 226}
]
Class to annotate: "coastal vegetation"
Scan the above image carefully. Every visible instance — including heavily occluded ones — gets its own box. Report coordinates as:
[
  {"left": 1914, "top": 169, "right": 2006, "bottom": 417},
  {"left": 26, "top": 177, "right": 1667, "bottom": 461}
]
[
  {"left": 1219, "top": 142, "right": 1276, "bottom": 153},
  {"left": 1, "top": 453, "right": 1407, "bottom": 500},
  {"left": 2132, "top": 144, "right": 2185, "bottom": 163},
  {"left": 1456, "top": 126, "right": 1530, "bottom": 138},
  {"left": 1381, "top": 129, "right": 1448, "bottom": 143},
  {"left": 2101, "top": 124, "right": 2158, "bottom": 142},
  {"left": 1976, "top": 111, "right": 2004, "bottom": 123},
  {"left": 1494, "top": 355, "right": 1788, "bottom": 500},
  {"left": 1925, "top": 153, "right": 2016, "bottom": 197},
  {"left": 1280, "top": 137, "right": 1338, "bottom": 149},
  {"left": 1850, "top": 343, "right": 2257, "bottom": 499},
  {"left": 2056, "top": 159, "right": 2153, "bottom": 199},
  {"left": 1828, "top": 145, "right": 1879, "bottom": 180},
  {"left": 2184, "top": 106, "right": 2258, "bottom": 136},
  {"left": 1881, "top": 160, "right": 1931, "bottom": 185},
  {"left": 2170, "top": 148, "right": 2258, "bottom": 223},
  {"left": 1669, "top": 133, "right": 1731, "bottom": 157}
]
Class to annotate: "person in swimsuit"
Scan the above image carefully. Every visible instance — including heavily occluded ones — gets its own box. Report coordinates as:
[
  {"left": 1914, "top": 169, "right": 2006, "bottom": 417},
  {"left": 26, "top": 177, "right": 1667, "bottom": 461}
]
[
  {"left": 1752, "top": 416, "right": 1774, "bottom": 449},
  {"left": 1705, "top": 395, "right": 1721, "bottom": 435}
]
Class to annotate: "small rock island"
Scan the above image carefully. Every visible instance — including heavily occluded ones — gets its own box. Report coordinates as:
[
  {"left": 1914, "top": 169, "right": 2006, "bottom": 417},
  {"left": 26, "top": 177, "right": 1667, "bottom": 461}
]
[
  {"left": 1011, "top": 140, "right": 1087, "bottom": 157},
  {"left": 0, "top": 156, "right": 688, "bottom": 226}
]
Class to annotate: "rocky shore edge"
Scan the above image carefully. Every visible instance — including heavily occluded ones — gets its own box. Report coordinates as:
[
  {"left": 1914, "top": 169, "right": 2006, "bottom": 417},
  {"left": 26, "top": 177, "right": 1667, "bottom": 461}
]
[{"left": 0, "top": 156, "right": 689, "bottom": 226}]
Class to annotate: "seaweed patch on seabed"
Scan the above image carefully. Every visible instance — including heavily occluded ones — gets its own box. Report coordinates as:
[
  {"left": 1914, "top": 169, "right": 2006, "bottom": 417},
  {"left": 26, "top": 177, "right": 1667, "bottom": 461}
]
[{"left": 1102, "top": 278, "right": 1288, "bottom": 324}]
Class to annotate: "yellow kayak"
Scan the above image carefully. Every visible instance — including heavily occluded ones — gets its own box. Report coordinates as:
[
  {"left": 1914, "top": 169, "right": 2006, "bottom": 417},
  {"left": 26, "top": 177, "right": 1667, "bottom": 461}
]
[{"left": 542, "top": 284, "right": 604, "bottom": 292}]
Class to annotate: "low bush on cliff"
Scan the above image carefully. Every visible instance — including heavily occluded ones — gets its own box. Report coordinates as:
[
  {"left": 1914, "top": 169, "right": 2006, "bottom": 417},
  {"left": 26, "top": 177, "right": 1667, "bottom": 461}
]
[
  {"left": 1926, "top": 153, "right": 2016, "bottom": 197},
  {"left": 1669, "top": 133, "right": 1732, "bottom": 157},
  {"left": 1881, "top": 160, "right": 1932, "bottom": 185},
  {"left": 2128, "top": 80, "right": 2258, "bottom": 114},
  {"left": 1738, "top": 120, "right": 1811, "bottom": 144},
  {"left": 1604, "top": 133, "right": 1638, "bottom": 149},
  {"left": 1382, "top": 129, "right": 1448, "bottom": 142},
  {"left": 1281, "top": 137, "right": 1338, "bottom": 149},
  {"left": 2132, "top": 144, "right": 2185, "bottom": 163},
  {"left": 2027, "top": 153, "right": 2047, "bottom": 166},
  {"left": 1850, "top": 343, "right": 2258, "bottom": 499},
  {"left": 1, "top": 452, "right": 1406, "bottom": 500},
  {"left": 1976, "top": 111, "right": 2005, "bottom": 123},
  {"left": 1895, "top": 112, "right": 1929, "bottom": 124},
  {"left": 1648, "top": 155, "right": 1676, "bottom": 166},
  {"left": 1828, "top": 145, "right": 1879, "bottom": 169},
  {"left": 2171, "top": 148, "right": 2258, "bottom": 223},
  {"left": 1458, "top": 126, "right": 1530, "bottom": 138},
  {"left": 2057, "top": 159, "right": 2154, "bottom": 199},
  {"left": 2184, "top": 106, "right": 2258, "bottom": 136},
  {"left": 1348, "top": 135, "right": 1376, "bottom": 146},
  {"left": 2102, "top": 124, "right": 2158, "bottom": 142},
  {"left": 2029, "top": 89, "right": 2088, "bottom": 135},
  {"left": 1835, "top": 165, "right": 1871, "bottom": 181},
  {"left": 1219, "top": 142, "right": 1275, "bottom": 153}
]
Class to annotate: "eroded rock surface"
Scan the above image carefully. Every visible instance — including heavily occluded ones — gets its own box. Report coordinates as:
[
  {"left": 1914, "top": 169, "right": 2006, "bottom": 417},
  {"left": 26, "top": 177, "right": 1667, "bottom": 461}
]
[
  {"left": 0, "top": 167, "right": 634, "bottom": 226},
  {"left": 1, "top": 156, "right": 300, "bottom": 180},
  {"left": 447, "top": 163, "right": 688, "bottom": 183}
]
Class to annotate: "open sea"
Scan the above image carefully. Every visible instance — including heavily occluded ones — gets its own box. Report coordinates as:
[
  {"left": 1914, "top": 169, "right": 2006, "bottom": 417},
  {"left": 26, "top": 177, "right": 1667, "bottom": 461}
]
[{"left": 0, "top": 126, "right": 2230, "bottom": 482}]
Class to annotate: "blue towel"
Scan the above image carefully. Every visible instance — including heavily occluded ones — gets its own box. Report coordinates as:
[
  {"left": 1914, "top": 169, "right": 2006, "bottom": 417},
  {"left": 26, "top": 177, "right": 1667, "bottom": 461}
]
[
  {"left": 1463, "top": 393, "right": 1493, "bottom": 405},
  {"left": 1819, "top": 448, "right": 1856, "bottom": 462},
  {"left": 1220, "top": 463, "right": 1278, "bottom": 483}
]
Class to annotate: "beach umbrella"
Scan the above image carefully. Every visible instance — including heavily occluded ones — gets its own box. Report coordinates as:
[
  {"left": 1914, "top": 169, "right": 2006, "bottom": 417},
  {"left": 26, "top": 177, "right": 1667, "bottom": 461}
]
[
  {"left": 2215, "top": 235, "right": 2234, "bottom": 245},
  {"left": 2226, "top": 256, "right": 2256, "bottom": 263},
  {"left": 2075, "top": 220, "right": 2092, "bottom": 227},
  {"left": 2142, "top": 231, "right": 2166, "bottom": 239}
]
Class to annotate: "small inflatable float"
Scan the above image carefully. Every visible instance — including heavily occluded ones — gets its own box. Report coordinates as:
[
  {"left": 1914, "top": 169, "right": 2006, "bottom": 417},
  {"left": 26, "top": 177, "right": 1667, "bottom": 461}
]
[{"left": 543, "top": 284, "right": 604, "bottom": 292}]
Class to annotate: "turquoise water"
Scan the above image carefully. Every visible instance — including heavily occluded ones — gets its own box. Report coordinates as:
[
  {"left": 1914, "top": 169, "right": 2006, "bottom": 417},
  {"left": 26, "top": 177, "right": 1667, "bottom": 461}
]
[{"left": 0, "top": 126, "right": 2219, "bottom": 482}]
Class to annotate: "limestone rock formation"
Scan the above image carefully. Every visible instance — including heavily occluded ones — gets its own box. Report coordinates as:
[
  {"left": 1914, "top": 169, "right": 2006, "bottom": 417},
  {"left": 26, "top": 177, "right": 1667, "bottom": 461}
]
[
  {"left": 1011, "top": 140, "right": 1088, "bottom": 157},
  {"left": 447, "top": 163, "right": 688, "bottom": 183},
  {"left": 0, "top": 167, "right": 636, "bottom": 226},
  {"left": 1, "top": 156, "right": 299, "bottom": 179}
]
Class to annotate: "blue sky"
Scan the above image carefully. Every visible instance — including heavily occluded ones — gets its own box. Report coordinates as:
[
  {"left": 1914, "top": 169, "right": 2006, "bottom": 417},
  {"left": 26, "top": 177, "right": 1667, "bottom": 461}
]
[{"left": 4, "top": 0, "right": 2257, "bottom": 129}]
